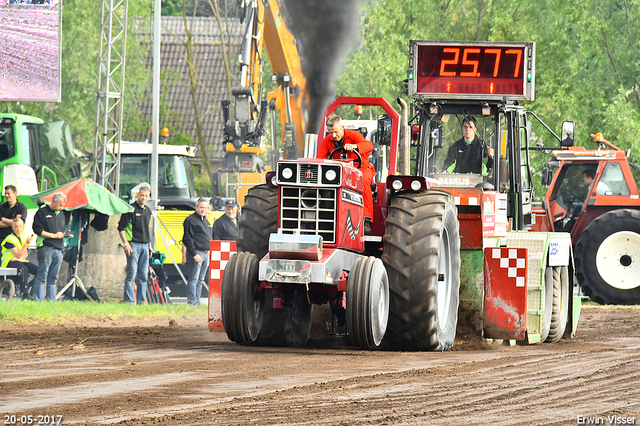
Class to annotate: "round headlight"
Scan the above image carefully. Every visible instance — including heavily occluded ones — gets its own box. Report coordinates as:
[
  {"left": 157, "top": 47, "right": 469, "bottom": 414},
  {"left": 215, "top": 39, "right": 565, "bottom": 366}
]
[
  {"left": 270, "top": 175, "right": 277, "bottom": 186},
  {"left": 282, "top": 167, "right": 293, "bottom": 179},
  {"left": 325, "top": 169, "right": 337, "bottom": 181},
  {"left": 410, "top": 179, "right": 422, "bottom": 191},
  {"left": 391, "top": 179, "right": 403, "bottom": 191}
]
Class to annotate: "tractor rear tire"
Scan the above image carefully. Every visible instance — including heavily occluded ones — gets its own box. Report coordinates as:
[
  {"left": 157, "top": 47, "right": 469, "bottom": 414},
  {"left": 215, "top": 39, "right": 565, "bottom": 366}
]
[
  {"left": 575, "top": 209, "right": 640, "bottom": 304},
  {"left": 382, "top": 190, "right": 460, "bottom": 351},
  {"left": 346, "top": 256, "right": 389, "bottom": 349},
  {"left": 221, "top": 252, "right": 263, "bottom": 345},
  {"left": 254, "top": 290, "right": 313, "bottom": 348},
  {"left": 237, "top": 184, "right": 278, "bottom": 259},
  {"left": 546, "top": 266, "right": 569, "bottom": 343}
]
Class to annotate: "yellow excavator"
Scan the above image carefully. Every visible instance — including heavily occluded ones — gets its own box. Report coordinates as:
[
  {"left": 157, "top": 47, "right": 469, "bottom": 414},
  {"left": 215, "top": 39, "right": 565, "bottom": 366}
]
[{"left": 217, "top": 0, "right": 307, "bottom": 206}]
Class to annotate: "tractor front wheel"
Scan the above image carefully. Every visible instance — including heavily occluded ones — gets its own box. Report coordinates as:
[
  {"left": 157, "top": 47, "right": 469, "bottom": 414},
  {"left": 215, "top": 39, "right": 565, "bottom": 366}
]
[
  {"left": 575, "top": 209, "right": 640, "bottom": 304},
  {"left": 346, "top": 256, "right": 389, "bottom": 349},
  {"left": 254, "top": 290, "right": 313, "bottom": 348},
  {"left": 221, "top": 252, "right": 263, "bottom": 345}
]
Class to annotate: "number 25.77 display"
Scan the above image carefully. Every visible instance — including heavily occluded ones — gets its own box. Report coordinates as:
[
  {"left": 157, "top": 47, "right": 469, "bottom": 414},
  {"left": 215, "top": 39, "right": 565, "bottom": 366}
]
[{"left": 408, "top": 41, "right": 535, "bottom": 101}]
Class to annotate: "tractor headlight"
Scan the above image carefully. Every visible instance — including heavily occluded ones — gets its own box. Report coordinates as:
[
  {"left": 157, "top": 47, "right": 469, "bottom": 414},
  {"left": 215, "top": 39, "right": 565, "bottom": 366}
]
[
  {"left": 410, "top": 179, "right": 422, "bottom": 191},
  {"left": 282, "top": 167, "right": 293, "bottom": 180},
  {"left": 391, "top": 179, "right": 403, "bottom": 191},
  {"left": 325, "top": 169, "right": 336, "bottom": 181}
]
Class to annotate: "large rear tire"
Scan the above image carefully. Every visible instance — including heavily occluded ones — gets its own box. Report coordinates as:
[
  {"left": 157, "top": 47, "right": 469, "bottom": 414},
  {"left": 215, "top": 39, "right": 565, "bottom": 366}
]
[
  {"left": 382, "top": 190, "right": 460, "bottom": 351},
  {"left": 254, "top": 290, "right": 313, "bottom": 348},
  {"left": 346, "top": 256, "right": 389, "bottom": 349},
  {"left": 575, "top": 209, "right": 640, "bottom": 304},
  {"left": 546, "top": 266, "right": 569, "bottom": 343},
  {"left": 221, "top": 252, "right": 263, "bottom": 345},
  {"left": 237, "top": 184, "right": 278, "bottom": 259}
]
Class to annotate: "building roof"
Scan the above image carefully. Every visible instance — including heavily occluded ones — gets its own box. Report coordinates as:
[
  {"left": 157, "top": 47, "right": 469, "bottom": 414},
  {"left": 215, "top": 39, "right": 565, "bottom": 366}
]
[{"left": 133, "top": 16, "right": 243, "bottom": 161}]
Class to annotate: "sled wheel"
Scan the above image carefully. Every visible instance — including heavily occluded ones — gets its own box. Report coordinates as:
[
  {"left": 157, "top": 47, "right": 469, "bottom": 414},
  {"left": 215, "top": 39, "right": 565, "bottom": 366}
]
[
  {"left": 221, "top": 252, "right": 263, "bottom": 344},
  {"left": 346, "top": 256, "right": 389, "bottom": 349},
  {"left": 546, "top": 266, "right": 569, "bottom": 343}
]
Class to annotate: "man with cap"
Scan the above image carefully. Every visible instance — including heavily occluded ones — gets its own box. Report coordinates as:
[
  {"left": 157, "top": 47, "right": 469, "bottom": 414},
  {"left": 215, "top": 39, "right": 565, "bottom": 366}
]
[{"left": 212, "top": 199, "right": 240, "bottom": 241}]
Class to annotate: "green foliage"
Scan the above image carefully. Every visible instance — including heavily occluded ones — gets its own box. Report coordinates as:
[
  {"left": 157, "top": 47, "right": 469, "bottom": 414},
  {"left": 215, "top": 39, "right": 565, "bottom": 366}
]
[
  {"left": 338, "top": 0, "right": 640, "bottom": 152},
  {"left": 161, "top": 0, "right": 182, "bottom": 16},
  {"left": 194, "top": 170, "right": 212, "bottom": 196},
  {"left": 0, "top": 300, "right": 206, "bottom": 324}
]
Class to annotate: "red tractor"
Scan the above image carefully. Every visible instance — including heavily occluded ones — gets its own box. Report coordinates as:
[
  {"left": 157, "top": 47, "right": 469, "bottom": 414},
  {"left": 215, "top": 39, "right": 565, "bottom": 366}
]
[
  {"left": 532, "top": 132, "right": 640, "bottom": 304},
  {"left": 221, "top": 40, "right": 581, "bottom": 350}
]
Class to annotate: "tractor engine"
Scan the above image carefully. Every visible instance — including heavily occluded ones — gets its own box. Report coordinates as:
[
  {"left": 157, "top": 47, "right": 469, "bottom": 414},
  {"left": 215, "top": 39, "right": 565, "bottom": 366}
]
[{"left": 274, "top": 159, "right": 365, "bottom": 252}]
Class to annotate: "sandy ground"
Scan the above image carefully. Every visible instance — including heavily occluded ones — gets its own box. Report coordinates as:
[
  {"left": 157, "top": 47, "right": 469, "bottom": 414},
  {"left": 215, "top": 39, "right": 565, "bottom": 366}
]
[{"left": 1, "top": 305, "right": 640, "bottom": 426}]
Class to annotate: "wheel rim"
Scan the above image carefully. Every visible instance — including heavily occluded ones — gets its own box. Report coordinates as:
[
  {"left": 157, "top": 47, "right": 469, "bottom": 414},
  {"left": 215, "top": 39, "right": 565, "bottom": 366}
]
[
  {"left": 369, "top": 260, "right": 389, "bottom": 347},
  {"left": 596, "top": 231, "right": 640, "bottom": 290},
  {"left": 437, "top": 226, "right": 452, "bottom": 327}
]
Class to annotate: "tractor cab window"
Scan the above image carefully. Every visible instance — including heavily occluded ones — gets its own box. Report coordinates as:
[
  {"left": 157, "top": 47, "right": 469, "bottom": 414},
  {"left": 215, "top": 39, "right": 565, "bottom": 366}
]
[
  {"left": 0, "top": 121, "right": 15, "bottom": 162},
  {"left": 599, "top": 162, "right": 629, "bottom": 196},
  {"left": 424, "top": 114, "right": 495, "bottom": 188},
  {"left": 158, "top": 155, "right": 195, "bottom": 198},
  {"left": 436, "top": 114, "right": 494, "bottom": 175},
  {"left": 549, "top": 163, "right": 597, "bottom": 226}
]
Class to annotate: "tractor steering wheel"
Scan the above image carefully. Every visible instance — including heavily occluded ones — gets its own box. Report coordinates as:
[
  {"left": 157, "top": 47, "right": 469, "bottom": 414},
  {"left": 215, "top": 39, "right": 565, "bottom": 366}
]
[
  {"left": 566, "top": 186, "right": 584, "bottom": 203},
  {"left": 328, "top": 146, "right": 362, "bottom": 168}
]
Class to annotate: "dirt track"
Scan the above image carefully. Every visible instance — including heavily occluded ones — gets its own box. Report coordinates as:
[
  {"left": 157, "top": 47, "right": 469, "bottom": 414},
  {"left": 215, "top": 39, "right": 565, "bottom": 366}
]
[{"left": 1, "top": 305, "right": 640, "bottom": 425}]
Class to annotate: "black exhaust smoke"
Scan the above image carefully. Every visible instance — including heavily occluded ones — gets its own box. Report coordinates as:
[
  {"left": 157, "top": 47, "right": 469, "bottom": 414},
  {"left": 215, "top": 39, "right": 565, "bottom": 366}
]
[{"left": 280, "top": 0, "right": 364, "bottom": 134}]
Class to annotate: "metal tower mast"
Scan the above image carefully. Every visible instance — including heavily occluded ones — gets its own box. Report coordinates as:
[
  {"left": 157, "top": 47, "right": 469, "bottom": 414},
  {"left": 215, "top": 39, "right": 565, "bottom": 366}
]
[{"left": 92, "top": 0, "right": 129, "bottom": 195}]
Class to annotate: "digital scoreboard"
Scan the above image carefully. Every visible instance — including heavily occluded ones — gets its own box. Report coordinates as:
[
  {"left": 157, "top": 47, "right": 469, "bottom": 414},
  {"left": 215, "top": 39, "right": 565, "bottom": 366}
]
[{"left": 408, "top": 41, "right": 535, "bottom": 101}]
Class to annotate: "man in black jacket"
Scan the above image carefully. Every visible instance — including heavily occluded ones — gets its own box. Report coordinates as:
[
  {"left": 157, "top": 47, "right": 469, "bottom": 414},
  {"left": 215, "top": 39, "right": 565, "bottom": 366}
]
[
  {"left": 212, "top": 199, "right": 239, "bottom": 241},
  {"left": 118, "top": 185, "right": 152, "bottom": 305},
  {"left": 182, "top": 198, "right": 212, "bottom": 305},
  {"left": 443, "top": 116, "right": 494, "bottom": 174},
  {"left": 32, "top": 192, "right": 68, "bottom": 301}
]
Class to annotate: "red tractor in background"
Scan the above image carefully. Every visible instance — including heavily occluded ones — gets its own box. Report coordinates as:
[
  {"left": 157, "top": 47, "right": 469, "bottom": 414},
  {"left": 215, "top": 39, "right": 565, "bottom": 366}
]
[
  {"left": 221, "top": 40, "right": 581, "bottom": 350},
  {"left": 532, "top": 131, "right": 640, "bottom": 305}
]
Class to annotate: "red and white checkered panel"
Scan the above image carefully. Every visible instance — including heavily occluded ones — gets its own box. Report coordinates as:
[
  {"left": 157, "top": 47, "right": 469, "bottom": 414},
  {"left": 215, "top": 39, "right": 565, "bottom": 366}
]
[
  {"left": 208, "top": 240, "right": 237, "bottom": 332},
  {"left": 483, "top": 247, "right": 528, "bottom": 340},
  {"left": 453, "top": 196, "right": 479, "bottom": 206}
]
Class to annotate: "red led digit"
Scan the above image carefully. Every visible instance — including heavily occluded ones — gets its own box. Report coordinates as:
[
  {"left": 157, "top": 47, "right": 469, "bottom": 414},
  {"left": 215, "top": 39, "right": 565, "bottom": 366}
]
[
  {"left": 505, "top": 49, "right": 522, "bottom": 77},
  {"left": 460, "top": 48, "right": 480, "bottom": 77},
  {"left": 440, "top": 48, "right": 459, "bottom": 76},
  {"left": 485, "top": 48, "right": 501, "bottom": 77}
]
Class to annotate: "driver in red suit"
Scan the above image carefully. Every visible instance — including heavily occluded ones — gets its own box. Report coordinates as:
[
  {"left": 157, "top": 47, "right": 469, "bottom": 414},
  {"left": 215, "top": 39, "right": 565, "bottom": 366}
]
[{"left": 316, "top": 114, "right": 375, "bottom": 226}]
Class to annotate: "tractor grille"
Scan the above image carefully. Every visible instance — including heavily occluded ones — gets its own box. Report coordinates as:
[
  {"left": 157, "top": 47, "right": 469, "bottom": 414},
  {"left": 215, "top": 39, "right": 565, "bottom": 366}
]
[
  {"left": 280, "top": 187, "right": 336, "bottom": 243},
  {"left": 299, "top": 164, "right": 319, "bottom": 184}
]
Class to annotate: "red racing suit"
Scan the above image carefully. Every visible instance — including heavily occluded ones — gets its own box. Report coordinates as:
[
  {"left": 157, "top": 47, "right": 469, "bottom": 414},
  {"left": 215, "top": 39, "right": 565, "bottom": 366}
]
[{"left": 316, "top": 129, "right": 375, "bottom": 219}]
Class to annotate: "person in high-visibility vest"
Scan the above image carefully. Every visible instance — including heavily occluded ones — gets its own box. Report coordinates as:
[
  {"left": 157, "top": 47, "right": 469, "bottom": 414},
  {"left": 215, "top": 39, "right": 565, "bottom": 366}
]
[{"left": 1, "top": 218, "right": 37, "bottom": 299}]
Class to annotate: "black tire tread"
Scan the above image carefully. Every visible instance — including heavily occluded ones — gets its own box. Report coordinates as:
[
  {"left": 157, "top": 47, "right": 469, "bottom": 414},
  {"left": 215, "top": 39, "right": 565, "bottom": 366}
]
[
  {"left": 575, "top": 208, "right": 640, "bottom": 305},
  {"left": 382, "top": 190, "right": 460, "bottom": 351},
  {"left": 237, "top": 185, "right": 278, "bottom": 259}
]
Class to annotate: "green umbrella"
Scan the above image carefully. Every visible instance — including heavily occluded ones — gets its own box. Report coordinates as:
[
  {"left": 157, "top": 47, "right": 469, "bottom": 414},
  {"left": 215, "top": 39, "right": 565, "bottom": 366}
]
[{"left": 31, "top": 178, "right": 134, "bottom": 216}]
